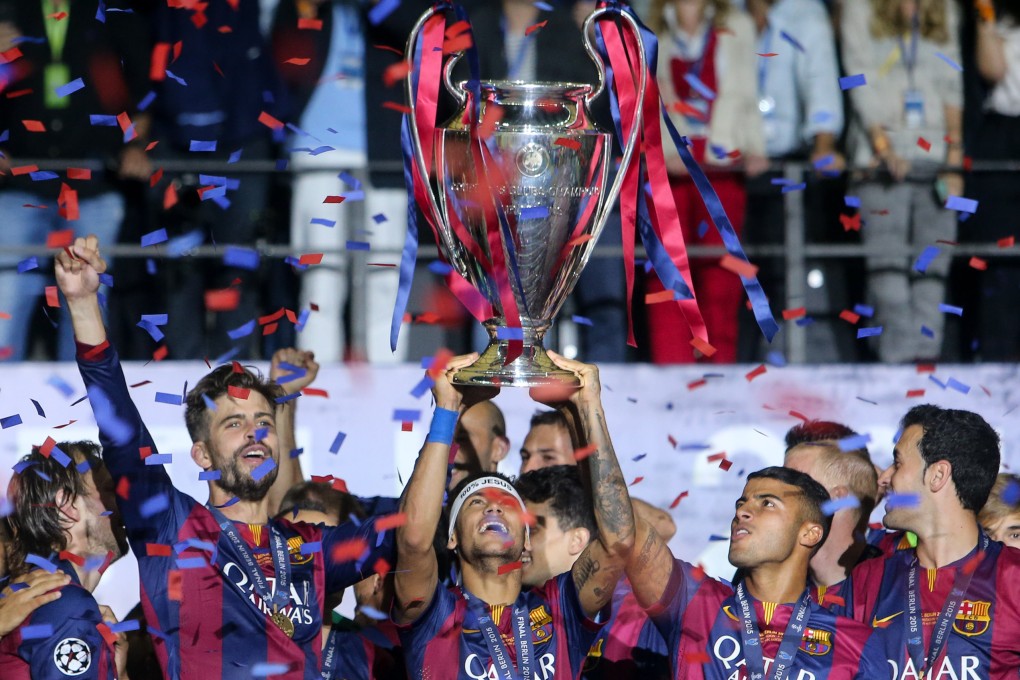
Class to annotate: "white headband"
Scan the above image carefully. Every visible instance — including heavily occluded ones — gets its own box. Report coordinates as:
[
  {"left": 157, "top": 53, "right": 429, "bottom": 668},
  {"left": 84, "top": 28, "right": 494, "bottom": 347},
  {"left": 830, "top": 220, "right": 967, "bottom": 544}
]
[{"left": 448, "top": 476, "right": 529, "bottom": 543}]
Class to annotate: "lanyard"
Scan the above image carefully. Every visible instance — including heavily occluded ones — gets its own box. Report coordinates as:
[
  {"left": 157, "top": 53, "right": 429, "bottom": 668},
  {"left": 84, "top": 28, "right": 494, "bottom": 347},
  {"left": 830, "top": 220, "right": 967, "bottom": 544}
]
[
  {"left": 42, "top": 0, "right": 70, "bottom": 63},
  {"left": 904, "top": 533, "right": 989, "bottom": 676},
  {"left": 206, "top": 504, "right": 292, "bottom": 614},
  {"left": 466, "top": 594, "right": 532, "bottom": 680},
  {"left": 896, "top": 14, "right": 920, "bottom": 88},
  {"left": 320, "top": 625, "right": 340, "bottom": 680},
  {"left": 734, "top": 582, "right": 812, "bottom": 680}
]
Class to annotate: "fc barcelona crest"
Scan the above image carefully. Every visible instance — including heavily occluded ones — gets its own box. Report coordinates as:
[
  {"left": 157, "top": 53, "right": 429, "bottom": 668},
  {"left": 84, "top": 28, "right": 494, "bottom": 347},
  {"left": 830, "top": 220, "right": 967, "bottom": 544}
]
[
  {"left": 953, "top": 600, "right": 991, "bottom": 637},
  {"left": 799, "top": 627, "right": 832, "bottom": 656},
  {"left": 530, "top": 605, "right": 554, "bottom": 645}
]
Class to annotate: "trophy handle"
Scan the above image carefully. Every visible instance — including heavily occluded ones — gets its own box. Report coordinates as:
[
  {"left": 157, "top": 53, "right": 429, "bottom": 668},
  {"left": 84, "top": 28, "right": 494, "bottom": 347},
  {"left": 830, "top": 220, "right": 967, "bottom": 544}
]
[
  {"left": 401, "top": 7, "right": 459, "bottom": 257},
  {"left": 581, "top": 7, "right": 647, "bottom": 238},
  {"left": 443, "top": 52, "right": 468, "bottom": 107}
]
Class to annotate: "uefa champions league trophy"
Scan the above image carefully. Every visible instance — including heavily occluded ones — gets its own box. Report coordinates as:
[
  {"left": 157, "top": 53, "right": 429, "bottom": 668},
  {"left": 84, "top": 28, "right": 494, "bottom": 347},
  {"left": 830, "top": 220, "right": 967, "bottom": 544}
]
[{"left": 405, "top": 5, "right": 646, "bottom": 386}]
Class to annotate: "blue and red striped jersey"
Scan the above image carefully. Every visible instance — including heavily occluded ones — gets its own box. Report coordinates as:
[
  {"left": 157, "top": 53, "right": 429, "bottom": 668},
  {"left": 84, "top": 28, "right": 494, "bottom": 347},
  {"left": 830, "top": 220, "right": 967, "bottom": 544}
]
[
  {"left": 399, "top": 573, "right": 601, "bottom": 680},
  {"left": 843, "top": 533, "right": 1020, "bottom": 678},
  {"left": 321, "top": 621, "right": 405, "bottom": 680},
  {"left": 650, "top": 558, "right": 899, "bottom": 679},
  {"left": 0, "top": 561, "right": 116, "bottom": 680},
  {"left": 582, "top": 580, "right": 669, "bottom": 680},
  {"left": 77, "top": 345, "right": 394, "bottom": 680}
]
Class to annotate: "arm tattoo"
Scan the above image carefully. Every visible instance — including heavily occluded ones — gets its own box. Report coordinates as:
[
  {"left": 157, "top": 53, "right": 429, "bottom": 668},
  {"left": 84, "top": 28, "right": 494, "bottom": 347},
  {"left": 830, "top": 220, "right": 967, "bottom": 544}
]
[{"left": 573, "top": 552, "right": 602, "bottom": 591}]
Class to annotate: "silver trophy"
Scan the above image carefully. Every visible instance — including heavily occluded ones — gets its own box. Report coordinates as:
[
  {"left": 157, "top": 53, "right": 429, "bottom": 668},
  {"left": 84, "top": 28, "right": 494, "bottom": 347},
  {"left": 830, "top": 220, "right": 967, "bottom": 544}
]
[{"left": 406, "top": 6, "right": 646, "bottom": 386}]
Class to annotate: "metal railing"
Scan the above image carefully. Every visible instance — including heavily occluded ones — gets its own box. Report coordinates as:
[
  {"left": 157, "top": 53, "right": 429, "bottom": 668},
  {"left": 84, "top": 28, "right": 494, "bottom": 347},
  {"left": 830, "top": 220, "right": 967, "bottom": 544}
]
[{"left": 3, "top": 158, "right": 1017, "bottom": 362}]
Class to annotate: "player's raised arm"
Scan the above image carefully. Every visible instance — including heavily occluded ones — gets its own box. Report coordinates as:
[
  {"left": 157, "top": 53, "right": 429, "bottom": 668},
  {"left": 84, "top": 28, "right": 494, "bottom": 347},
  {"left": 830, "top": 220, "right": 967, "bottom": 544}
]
[
  {"left": 266, "top": 347, "right": 320, "bottom": 515},
  {"left": 538, "top": 352, "right": 636, "bottom": 619},
  {"left": 393, "top": 354, "right": 485, "bottom": 624},
  {"left": 55, "top": 235, "right": 107, "bottom": 347}
]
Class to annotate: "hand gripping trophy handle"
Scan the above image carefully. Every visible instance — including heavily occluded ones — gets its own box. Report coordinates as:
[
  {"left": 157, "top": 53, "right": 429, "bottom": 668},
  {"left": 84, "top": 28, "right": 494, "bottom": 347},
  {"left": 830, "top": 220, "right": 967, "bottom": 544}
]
[{"left": 404, "top": 4, "right": 647, "bottom": 387}]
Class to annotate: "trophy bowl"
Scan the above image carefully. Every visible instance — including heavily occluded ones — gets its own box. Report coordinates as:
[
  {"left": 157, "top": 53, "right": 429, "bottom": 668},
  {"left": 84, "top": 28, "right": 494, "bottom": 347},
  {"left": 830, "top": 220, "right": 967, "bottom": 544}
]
[{"left": 406, "top": 7, "right": 645, "bottom": 386}]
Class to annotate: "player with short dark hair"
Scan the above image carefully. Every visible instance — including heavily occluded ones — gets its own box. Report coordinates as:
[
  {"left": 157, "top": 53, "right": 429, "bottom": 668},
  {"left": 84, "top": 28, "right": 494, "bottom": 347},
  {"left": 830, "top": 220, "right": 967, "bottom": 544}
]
[
  {"left": 839, "top": 405, "right": 1020, "bottom": 678},
  {"left": 625, "top": 465, "right": 899, "bottom": 679},
  {"left": 56, "top": 236, "right": 393, "bottom": 680},
  {"left": 0, "top": 444, "right": 129, "bottom": 678},
  {"left": 394, "top": 353, "right": 636, "bottom": 680}
]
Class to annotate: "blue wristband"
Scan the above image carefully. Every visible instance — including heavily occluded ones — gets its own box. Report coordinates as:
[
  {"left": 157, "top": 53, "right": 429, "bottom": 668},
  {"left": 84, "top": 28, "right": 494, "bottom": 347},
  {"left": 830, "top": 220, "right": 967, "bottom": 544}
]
[{"left": 426, "top": 407, "right": 458, "bottom": 445}]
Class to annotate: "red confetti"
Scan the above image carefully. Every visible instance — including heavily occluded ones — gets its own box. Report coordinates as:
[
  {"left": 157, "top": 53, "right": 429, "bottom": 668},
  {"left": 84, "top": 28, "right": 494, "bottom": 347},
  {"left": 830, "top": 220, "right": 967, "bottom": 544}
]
[
  {"left": 645, "top": 290, "right": 675, "bottom": 304},
  {"left": 58, "top": 550, "right": 84, "bottom": 566},
  {"left": 66, "top": 167, "right": 91, "bottom": 180},
  {"left": 168, "top": 570, "right": 183, "bottom": 601},
  {"left": 152, "top": 346, "right": 168, "bottom": 363},
  {"left": 382, "top": 61, "right": 411, "bottom": 87},
  {"left": 669, "top": 491, "right": 689, "bottom": 509},
  {"left": 707, "top": 452, "right": 727, "bottom": 463},
  {"left": 96, "top": 623, "right": 118, "bottom": 647},
  {"left": 374, "top": 513, "right": 408, "bottom": 531},
  {"left": 839, "top": 310, "right": 861, "bottom": 324},
  {"left": 258, "top": 111, "right": 284, "bottom": 130},
  {"left": 906, "top": 389, "right": 926, "bottom": 398},
  {"left": 297, "top": 17, "right": 323, "bottom": 30},
  {"left": 298, "top": 253, "right": 323, "bottom": 266},
  {"left": 720, "top": 254, "right": 759, "bottom": 279},
  {"left": 916, "top": 363, "right": 936, "bottom": 374},
  {"left": 331, "top": 538, "right": 368, "bottom": 562},
  {"left": 284, "top": 57, "right": 311, "bottom": 66},
  {"left": 227, "top": 385, "right": 250, "bottom": 400},
  {"left": 46, "top": 230, "right": 74, "bottom": 249},
  {"left": 116, "top": 477, "right": 130, "bottom": 500},
  {"left": 22, "top": 120, "right": 45, "bottom": 133},
  {"left": 629, "top": 476, "right": 645, "bottom": 486},
  {"left": 11, "top": 165, "right": 39, "bottom": 176},
  {"left": 261, "top": 323, "right": 278, "bottom": 336},
  {"left": 718, "top": 459, "right": 733, "bottom": 471},
  {"left": 574, "top": 444, "right": 597, "bottom": 461},
  {"left": 554, "top": 137, "right": 581, "bottom": 151},
  {"left": 0, "top": 47, "right": 23, "bottom": 64},
  {"left": 969, "top": 257, "right": 988, "bottom": 270},
  {"left": 150, "top": 168, "right": 164, "bottom": 188},
  {"left": 745, "top": 364, "right": 767, "bottom": 381},
  {"left": 426, "top": 348, "right": 455, "bottom": 379},
  {"left": 525, "top": 20, "right": 547, "bottom": 36},
  {"left": 401, "top": 421, "right": 413, "bottom": 432},
  {"left": 782, "top": 307, "right": 806, "bottom": 321},
  {"left": 139, "top": 446, "right": 152, "bottom": 460},
  {"left": 566, "top": 233, "right": 594, "bottom": 247},
  {"left": 39, "top": 437, "right": 56, "bottom": 457},
  {"left": 917, "top": 137, "right": 931, "bottom": 152},
  {"left": 381, "top": 101, "right": 412, "bottom": 115},
  {"left": 498, "top": 561, "right": 522, "bottom": 575},
  {"left": 5, "top": 88, "right": 32, "bottom": 99},
  {"left": 687, "top": 379, "right": 707, "bottom": 390},
  {"left": 998, "top": 236, "right": 1015, "bottom": 248},
  {"left": 146, "top": 544, "right": 172, "bottom": 557},
  {"left": 839, "top": 213, "right": 861, "bottom": 232},
  {"left": 690, "top": 337, "right": 717, "bottom": 357},
  {"left": 205, "top": 287, "right": 240, "bottom": 312},
  {"left": 323, "top": 195, "right": 345, "bottom": 204},
  {"left": 302, "top": 388, "right": 329, "bottom": 398},
  {"left": 667, "top": 435, "right": 678, "bottom": 449},
  {"left": 44, "top": 286, "right": 59, "bottom": 308}
]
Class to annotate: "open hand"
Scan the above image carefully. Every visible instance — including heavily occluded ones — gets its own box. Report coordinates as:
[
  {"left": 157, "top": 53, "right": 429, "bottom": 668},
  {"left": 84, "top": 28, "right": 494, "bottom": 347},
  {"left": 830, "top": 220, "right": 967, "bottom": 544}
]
[{"left": 0, "top": 570, "right": 70, "bottom": 637}]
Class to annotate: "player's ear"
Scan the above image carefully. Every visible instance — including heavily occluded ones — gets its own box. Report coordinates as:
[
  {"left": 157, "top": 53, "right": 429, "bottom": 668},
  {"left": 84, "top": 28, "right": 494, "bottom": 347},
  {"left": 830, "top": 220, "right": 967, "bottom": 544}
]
[
  {"left": 800, "top": 521, "right": 824, "bottom": 552},
  {"left": 829, "top": 485, "right": 850, "bottom": 500},
  {"left": 926, "top": 460, "right": 952, "bottom": 494},
  {"left": 489, "top": 437, "right": 510, "bottom": 467},
  {"left": 568, "top": 527, "right": 590, "bottom": 557},
  {"left": 191, "top": 441, "right": 212, "bottom": 470},
  {"left": 447, "top": 529, "right": 458, "bottom": 552}
]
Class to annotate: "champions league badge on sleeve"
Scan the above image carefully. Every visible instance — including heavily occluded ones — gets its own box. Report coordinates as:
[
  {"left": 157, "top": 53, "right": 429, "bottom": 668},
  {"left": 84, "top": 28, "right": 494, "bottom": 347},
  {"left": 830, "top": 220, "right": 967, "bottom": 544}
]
[{"left": 53, "top": 638, "right": 92, "bottom": 676}]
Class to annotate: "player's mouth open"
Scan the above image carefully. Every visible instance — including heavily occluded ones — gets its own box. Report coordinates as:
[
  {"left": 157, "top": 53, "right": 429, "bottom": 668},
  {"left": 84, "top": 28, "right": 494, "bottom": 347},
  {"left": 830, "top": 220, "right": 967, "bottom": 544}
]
[{"left": 479, "top": 519, "right": 508, "bottom": 534}]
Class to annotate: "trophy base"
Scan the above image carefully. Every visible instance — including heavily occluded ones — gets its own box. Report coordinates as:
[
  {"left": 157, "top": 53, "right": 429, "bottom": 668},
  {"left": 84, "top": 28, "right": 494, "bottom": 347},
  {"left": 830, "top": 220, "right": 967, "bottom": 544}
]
[{"left": 451, "top": 337, "right": 579, "bottom": 388}]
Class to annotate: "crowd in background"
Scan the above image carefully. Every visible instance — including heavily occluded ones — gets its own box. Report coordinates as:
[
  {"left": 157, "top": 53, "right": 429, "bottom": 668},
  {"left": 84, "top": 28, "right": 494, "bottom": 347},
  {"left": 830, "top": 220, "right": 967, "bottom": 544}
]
[{"left": 0, "top": 0, "right": 1018, "bottom": 365}]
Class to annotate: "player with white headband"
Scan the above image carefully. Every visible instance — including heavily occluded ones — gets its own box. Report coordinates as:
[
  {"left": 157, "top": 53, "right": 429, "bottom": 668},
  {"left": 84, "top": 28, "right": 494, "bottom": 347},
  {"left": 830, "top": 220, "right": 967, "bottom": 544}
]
[{"left": 394, "top": 352, "right": 636, "bottom": 680}]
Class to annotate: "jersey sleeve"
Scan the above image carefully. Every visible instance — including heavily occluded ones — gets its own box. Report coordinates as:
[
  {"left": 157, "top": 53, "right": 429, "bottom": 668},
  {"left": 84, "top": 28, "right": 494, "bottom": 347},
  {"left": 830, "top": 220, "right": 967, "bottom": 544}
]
[
  {"left": 21, "top": 590, "right": 112, "bottom": 680},
  {"left": 549, "top": 572, "right": 606, "bottom": 676},
  {"left": 319, "top": 514, "right": 397, "bottom": 593},
  {"left": 648, "top": 558, "right": 700, "bottom": 651},
  {"left": 76, "top": 343, "right": 193, "bottom": 546},
  {"left": 396, "top": 582, "right": 458, "bottom": 651}
]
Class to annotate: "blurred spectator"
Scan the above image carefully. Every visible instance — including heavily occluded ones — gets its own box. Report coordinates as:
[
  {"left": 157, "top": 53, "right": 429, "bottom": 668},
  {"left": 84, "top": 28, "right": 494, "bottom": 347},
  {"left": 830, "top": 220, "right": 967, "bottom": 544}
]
[
  {"left": 968, "top": 0, "right": 1020, "bottom": 360},
  {"left": 149, "top": 0, "right": 288, "bottom": 360},
  {"left": 644, "top": 0, "right": 766, "bottom": 363},
  {"left": 273, "top": 0, "right": 414, "bottom": 364},
  {"left": 978, "top": 473, "right": 1020, "bottom": 548},
  {"left": 0, "top": 0, "right": 150, "bottom": 360},
  {"left": 840, "top": 0, "right": 963, "bottom": 362},
  {"left": 738, "top": 0, "right": 845, "bottom": 363},
  {"left": 460, "top": 0, "right": 630, "bottom": 363}
]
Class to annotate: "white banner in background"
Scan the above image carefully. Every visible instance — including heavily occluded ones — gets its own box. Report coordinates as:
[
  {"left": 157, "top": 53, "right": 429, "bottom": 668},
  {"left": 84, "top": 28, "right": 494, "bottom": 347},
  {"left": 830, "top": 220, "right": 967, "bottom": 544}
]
[{"left": 1, "top": 360, "right": 1018, "bottom": 617}]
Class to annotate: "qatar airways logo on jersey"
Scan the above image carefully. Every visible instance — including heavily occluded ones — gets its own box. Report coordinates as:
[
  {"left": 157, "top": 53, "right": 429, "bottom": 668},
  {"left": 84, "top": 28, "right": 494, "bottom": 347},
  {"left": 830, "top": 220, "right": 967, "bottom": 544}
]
[
  {"left": 712, "top": 636, "right": 818, "bottom": 680},
  {"left": 884, "top": 656, "right": 981, "bottom": 680},
  {"left": 463, "top": 653, "right": 556, "bottom": 680},
  {"left": 221, "top": 561, "right": 315, "bottom": 627}
]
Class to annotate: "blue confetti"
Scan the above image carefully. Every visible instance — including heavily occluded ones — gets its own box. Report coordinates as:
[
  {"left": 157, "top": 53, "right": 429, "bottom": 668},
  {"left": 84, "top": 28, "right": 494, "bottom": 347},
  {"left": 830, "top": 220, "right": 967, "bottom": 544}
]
[
  {"left": 300, "top": 541, "right": 322, "bottom": 555},
  {"left": 175, "top": 557, "right": 206, "bottom": 570},
  {"left": 145, "top": 453, "right": 173, "bottom": 466},
  {"left": 155, "top": 392, "right": 183, "bottom": 406},
  {"left": 372, "top": 213, "right": 388, "bottom": 224},
  {"left": 779, "top": 30, "right": 805, "bottom": 52},
  {"left": 189, "top": 140, "right": 216, "bottom": 152},
  {"left": 254, "top": 427, "right": 268, "bottom": 442},
  {"left": 781, "top": 183, "right": 807, "bottom": 193},
  {"left": 29, "top": 171, "right": 59, "bottom": 181},
  {"left": 929, "top": 374, "right": 947, "bottom": 389},
  {"left": 310, "top": 218, "right": 336, "bottom": 228},
  {"left": 138, "top": 90, "right": 156, "bottom": 111},
  {"left": 89, "top": 115, "right": 118, "bottom": 126},
  {"left": 228, "top": 149, "right": 242, "bottom": 163},
  {"left": 853, "top": 304, "right": 874, "bottom": 317},
  {"left": 520, "top": 206, "right": 550, "bottom": 220},
  {"left": 913, "top": 246, "right": 940, "bottom": 273},
  {"left": 329, "top": 431, "right": 347, "bottom": 454},
  {"left": 945, "top": 195, "right": 978, "bottom": 214},
  {"left": 140, "top": 493, "right": 170, "bottom": 518},
  {"left": 275, "top": 392, "right": 301, "bottom": 404},
  {"left": 939, "top": 303, "right": 963, "bottom": 316},
  {"left": 0, "top": 414, "right": 22, "bottom": 429},
  {"left": 137, "top": 320, "right": 164, "bottom": 342},
  {"left": 839, "top": 74, "right": 867, "bottom": 90},
  {"left": 50, "top": 447, "right": 71, "bottom": 468},
  {"left": 946, "top": 378, "right": 970, "bottom": 394},
  {"left": 367, "top": 0, "right": 400, "bottom": 24},
  {"left": 223, "top": 246, "right": 260, "bottom": 271},
  {"left": 885, "top": 493, "right": 920, "bottom": 508},
  {"left": 346, "top": 240, "right": 371, "bottom": 251},
  {"left": 766, "top": 351, "right": 787, "bottom": 367},
  {"left": 31, "top": 399, "right": 45, "bottom": 418},
  {"left": 55, "top": 78, "right": 85, "bottom": 98},
  {"left": 697, "top": 220, "right": 709, "bottom": 238},
  {"left": 571, "top": 315, "right": 593, "bottom": 326},
  {"left": 410, "top": 375, "right": 434, "bottom": 399},
  {"left": 821, "top": 495, "right": 861, "bottom": 516},
  {"left": 632, "top": 453, "right": 647, "bottom": 461},
  {"left": 392, "top": 409, "right": 421, "bottom": 422},
  {"left": 107, "top": 620, "right": 141, "bottom": 633},
  {"left": 17, "top": 257, "right": 38, "bottom": 273},
  {"left": 25, "top": 554, "right": 57, "bottom": 573},
  {"left": 683, "top": 73, "right": 716, "bottom": 100},
  {"left": 844, "top": 195, "right": 861, "bottom": 209},
  {"left": 250, "top": 458, "right": 276, "bottom": 481},
  {"left": 199, "top": 470, "right": 221, "bottom": 481},
  {"left": 141, "top": 228, "right": 168, "bottom": 248},
  {"left": 837, "top": 433, "right": 871, "bottom": 451},
  {"left": 289, "top": 448, "right": 303, "bottom": 459},
  {"left": 534, "top": 1, "right": 554, "bottom": 9},
  {"left": 20, "top": 624, "right": 55, "bottom": 639},
  {"left": 227, "top": 320, "right": 256, "bottom": 340},
  {"left": 935, "top": 52, "right": 963, "bottom": 71},
  {"left": 252, "top": 664, "right": 292, "bottom": 678},
  {"left": 496, "top": 327, "right": 524, "bottom": 340},
  {"left": 857, "top": 326, "right": 883, "bottom": 338},
  {"left": 428, "top": 260, "right": 454, "bottom": 275},
  {"left": 921, "top": 325, "right": 935, "bottom": 338}
]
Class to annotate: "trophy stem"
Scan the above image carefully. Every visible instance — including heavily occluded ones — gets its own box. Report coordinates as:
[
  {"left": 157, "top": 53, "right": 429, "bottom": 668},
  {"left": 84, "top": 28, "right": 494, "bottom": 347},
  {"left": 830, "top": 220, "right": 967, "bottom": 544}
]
[{"left": 451, "top": 320, "right": 580, "bottom": 388}]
